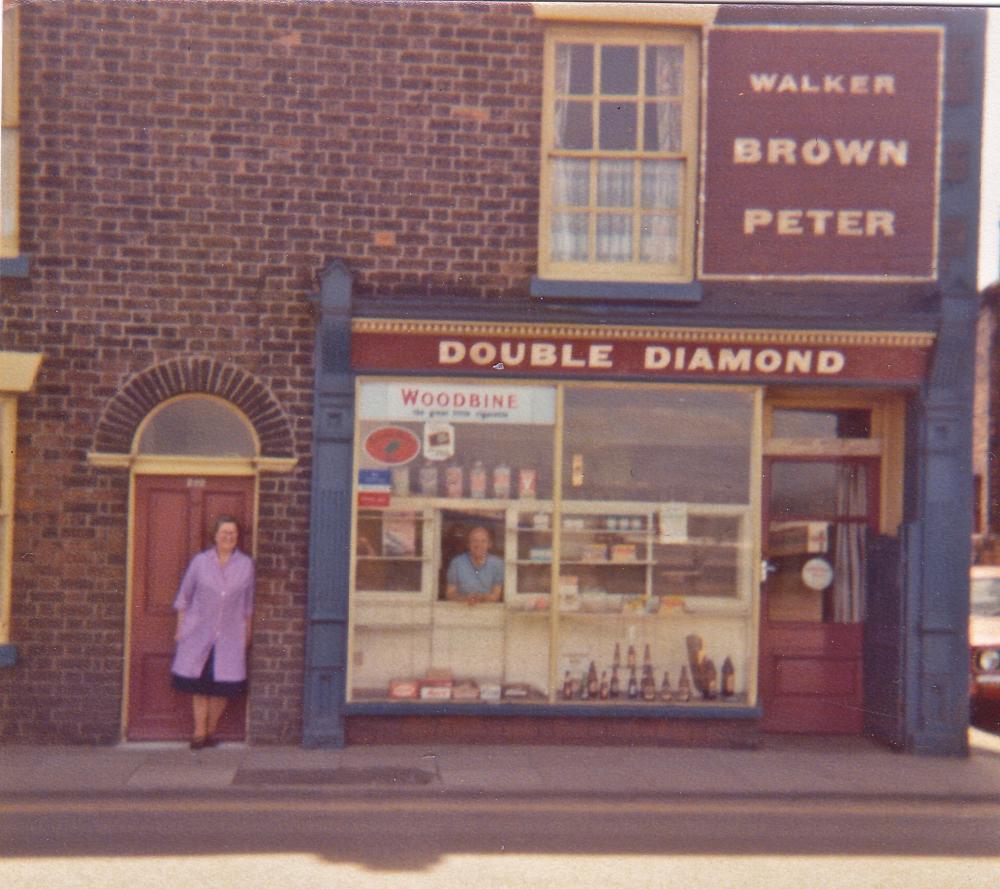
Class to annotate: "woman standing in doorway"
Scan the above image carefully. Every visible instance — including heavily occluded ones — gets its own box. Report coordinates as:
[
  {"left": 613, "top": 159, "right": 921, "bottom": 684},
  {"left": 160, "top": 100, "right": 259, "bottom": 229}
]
[{"left": 170, "top": 515, "right": 254, "bottom": 750}]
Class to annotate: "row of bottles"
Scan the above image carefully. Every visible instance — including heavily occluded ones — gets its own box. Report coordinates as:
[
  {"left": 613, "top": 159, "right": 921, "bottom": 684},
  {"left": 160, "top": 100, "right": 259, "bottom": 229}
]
[
  {"left": 560, "top": 644, "right": 736, "bottom": 702},
  {"left": 394, "top": 461, "right": 541, "bottom": 499}
]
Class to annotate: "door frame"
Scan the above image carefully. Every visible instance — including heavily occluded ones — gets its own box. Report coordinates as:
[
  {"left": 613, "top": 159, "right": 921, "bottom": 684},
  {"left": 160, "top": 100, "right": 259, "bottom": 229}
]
[{"left": 121, "top": 457, "right": 259, "bottom": 741}]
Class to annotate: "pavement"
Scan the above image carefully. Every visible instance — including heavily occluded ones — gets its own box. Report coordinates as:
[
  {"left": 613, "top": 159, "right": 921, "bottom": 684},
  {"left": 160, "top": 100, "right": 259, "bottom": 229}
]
[{"left": 3, "top": 727, "right": 1000, "bottom": 801}]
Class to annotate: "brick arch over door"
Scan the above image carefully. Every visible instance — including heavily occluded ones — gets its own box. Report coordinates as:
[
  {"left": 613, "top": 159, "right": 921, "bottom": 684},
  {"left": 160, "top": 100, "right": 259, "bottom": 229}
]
[{"left": 94, "top": 358, "right": 296, "bottom": 458}]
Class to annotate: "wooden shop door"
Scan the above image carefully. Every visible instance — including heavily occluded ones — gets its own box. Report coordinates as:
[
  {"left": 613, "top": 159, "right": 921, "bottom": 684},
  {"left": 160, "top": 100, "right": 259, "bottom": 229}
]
[
  {"left": 127, "top": 475, "right": 254, "bottom": 741},
  {"left": 760, "top": 458, "right": 877, "bottom": 734}
]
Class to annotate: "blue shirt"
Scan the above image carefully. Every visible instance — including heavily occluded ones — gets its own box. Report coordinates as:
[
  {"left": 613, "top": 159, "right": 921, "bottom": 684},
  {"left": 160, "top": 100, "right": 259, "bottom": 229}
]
[{"left": 446, "top": 552, "right": 504, "bottom": 596}]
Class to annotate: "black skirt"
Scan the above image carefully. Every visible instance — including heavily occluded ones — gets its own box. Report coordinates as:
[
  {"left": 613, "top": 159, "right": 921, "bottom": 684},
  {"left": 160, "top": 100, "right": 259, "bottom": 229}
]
[{"left": 171, "top": 648, "right": 247, "bottom": 699}]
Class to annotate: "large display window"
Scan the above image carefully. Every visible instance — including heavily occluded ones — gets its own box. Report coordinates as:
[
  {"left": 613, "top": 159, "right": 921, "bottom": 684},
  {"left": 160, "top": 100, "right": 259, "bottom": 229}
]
[{"left": 347, "top": 378, "right": 761, "bottom": 709}]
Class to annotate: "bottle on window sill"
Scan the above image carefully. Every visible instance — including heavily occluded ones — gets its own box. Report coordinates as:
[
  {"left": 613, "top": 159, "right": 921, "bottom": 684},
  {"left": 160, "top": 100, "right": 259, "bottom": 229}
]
[
  {"left": 677, "top": 666, "right": 692, "bottom": 702},
  {"left": 609, "top": 665, "right": 621, "bottom": 699},
  {"left": 627, "top": 666, "right": 638, "bottom": 700},
  {"left": 702, "top": 658, "right": 718, "bottom": 700},
  {"left": 721, "top": 656, "right": 735, "bottom": 698},
  {"left": 469, "top": 460, "right": 487, "bottom": 498},
  {"left": 659, "top": 670, "right": 673, "bottom": 702},
  {"left": 598, "top": 670, "right": 609, "bottom": 700}
]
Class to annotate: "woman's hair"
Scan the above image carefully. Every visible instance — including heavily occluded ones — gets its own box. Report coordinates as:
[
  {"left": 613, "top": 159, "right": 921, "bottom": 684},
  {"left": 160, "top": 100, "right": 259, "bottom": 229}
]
[{"left": 211, "top": 514, "right": 241, "bottom": 538}]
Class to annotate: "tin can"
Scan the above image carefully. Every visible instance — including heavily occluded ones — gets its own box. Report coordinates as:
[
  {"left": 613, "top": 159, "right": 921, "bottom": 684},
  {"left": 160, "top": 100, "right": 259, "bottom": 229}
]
[
  {"left": 493, "top": 464, "right": 511, "bottom": 499},
  {"left": 469, "top": 461, "right": 487, "bottom": 498},
  {"left": 445, "top": 464, "right": 464, "bottom": 498},
  {"left": 391, "top": 466, "right": 411, "bottom": 496},
  {"left": 518, "top": 468, "right": 537, "bottom": 499},
  {"left": 418, "top": 463, "right": 439, "bottom": 496}
]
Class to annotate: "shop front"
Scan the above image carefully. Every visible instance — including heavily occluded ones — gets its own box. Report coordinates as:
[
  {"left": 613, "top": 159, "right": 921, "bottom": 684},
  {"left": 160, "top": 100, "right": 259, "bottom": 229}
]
[{"left": 302, "top": 274, "right": 941, "bottom": 748}]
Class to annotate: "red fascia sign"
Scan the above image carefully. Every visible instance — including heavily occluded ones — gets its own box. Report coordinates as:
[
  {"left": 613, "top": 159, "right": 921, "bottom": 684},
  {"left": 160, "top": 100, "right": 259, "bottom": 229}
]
[
  {"left": 699, "top": 26, "right": 943, "bottom": 281},
  {"left": 352, "top": 321, "right": 933, "bottom": 385}
]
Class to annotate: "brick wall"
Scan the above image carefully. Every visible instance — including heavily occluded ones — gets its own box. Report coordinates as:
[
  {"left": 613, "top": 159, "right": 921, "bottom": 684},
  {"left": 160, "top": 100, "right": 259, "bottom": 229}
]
[{"left": 0, "top": 0, "right": 543, "bottom": 743}]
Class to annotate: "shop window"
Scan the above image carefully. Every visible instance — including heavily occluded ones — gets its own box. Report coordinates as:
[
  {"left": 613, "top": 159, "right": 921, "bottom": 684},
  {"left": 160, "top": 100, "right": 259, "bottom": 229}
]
[
  {"left": 1, "top": 7, "right": 19, "bottom": 260},
  {"left": 537, "top": 26, "right": 700, "bottom": 284},
  {"left": 348, "top": 378, "right": 759, "bottom": 709},
  {"left": 136, "top": 397, "right": 256, "bottom": 457}
]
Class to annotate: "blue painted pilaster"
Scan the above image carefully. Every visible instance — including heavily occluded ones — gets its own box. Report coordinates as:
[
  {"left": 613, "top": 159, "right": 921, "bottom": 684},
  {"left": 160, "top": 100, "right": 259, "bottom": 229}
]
[
  {"left": 303, "top": 261, "right": 354, "bottom": 748},
  {"left": 904, "top": 295, "right": 975, "bottom": 755}
]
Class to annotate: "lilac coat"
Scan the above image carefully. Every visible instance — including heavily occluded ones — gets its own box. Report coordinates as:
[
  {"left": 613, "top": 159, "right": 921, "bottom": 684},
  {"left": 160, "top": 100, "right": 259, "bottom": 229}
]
[{"left": 171, "top": 547, "right": 254, "bottom": 682}]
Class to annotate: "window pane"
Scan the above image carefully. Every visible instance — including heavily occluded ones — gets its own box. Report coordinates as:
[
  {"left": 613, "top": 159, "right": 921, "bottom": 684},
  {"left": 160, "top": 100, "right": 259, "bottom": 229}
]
[
  {"left": 552, "top": 158, "right": 590, "bottom": 207},
  {"left": 597, "top": 160, "right": 633, "bottom": 208},
  {"left": 595, "top": 214, "right": 632, "bottom": 262},
  {"left": 644, "top": 102, "right": 682, "bottom": 151},
  {"left": 137, "top": 398, "right": 256, "bottom": 457},
  {"left": 562, "top": 387, "right": 755, "bottom": 504},
  {"left": 640, "top": 214, "right": 678, "bottom": 264},
  {"left": 555, "top": 100, "right": 593, "bottom": 149},
  {"left": 600, "top": 45, "right": 638, "bottom": 95},
  {"left": 551, "top": 213, "right": 589, "bottom": 261},
  {"left": 772, "top": 409, "right": 872, "bottom": 439},
  {"left": 646, "top": 45, "right": 685, "bottom": 97},
  {"left": 555, "top": 43, "right": 594, "bottom": 95},
  {"left": 640, "top": 159, "right": 681, "bottom": 209},
  {"left": 599, "top": 101, "right": 636, "bottom": 150}
]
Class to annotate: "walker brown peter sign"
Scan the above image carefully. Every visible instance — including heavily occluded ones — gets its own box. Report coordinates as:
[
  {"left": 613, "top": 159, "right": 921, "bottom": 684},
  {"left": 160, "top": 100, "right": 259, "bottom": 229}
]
[{"left": 699, "top": 26, "right": 943, "bottom": 281}]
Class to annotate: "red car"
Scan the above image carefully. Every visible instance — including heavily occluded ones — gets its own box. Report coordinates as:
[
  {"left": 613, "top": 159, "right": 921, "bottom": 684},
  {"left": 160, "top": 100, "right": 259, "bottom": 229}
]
[{"left": 970, "top": 566, "right": 1000, "bottom": 715}]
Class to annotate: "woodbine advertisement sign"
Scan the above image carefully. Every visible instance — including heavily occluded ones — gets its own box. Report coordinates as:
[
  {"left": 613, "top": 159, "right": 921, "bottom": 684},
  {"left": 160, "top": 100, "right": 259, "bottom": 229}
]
[{"left": 699, "top": 26, "right": 943, "bottom": 281}]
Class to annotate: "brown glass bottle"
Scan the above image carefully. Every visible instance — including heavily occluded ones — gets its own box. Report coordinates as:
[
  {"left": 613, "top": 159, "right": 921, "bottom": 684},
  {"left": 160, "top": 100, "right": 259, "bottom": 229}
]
[
  {"left": 609, "top": 665, "right": 621, "bottom": 698},
  {"left": 721, "top": 656, "right": 735, "bottom": 698},
  {"left": 562, "top": 670, "right": 573, "bottom": 700},
  {"left": 659, "top": 670, "right": 673, "bottom": 701},
  {"left": 677, "top": 666, "right": 692, "bottom": 702},
  {"left": 627, "top": 644, "right": 637, "bottom": 670},
  {"left": 612, "top": 642, "right": 621, "bottom": 670},
  {"left": 702, "top": 658, "right": 718, "bottom": 700},
  {"left": 627, "top": 666, "right": 639, "bottom": 699},
  {"left": 598, "top": 670, "right": 609, "bottom": 700},
  {"left": 587, "top": 660, "right": 599, "bottom": 699},
  {"left": 641, "top": 665, "right": 656, "bottom": 701}
]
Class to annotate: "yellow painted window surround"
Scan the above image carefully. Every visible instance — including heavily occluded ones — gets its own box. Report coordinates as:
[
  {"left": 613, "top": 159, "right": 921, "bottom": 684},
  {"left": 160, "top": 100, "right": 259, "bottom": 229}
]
[
  {"left": 538, "top": 24, "right": 700, "bottom": 283},
  {"left": 2, "top": 5, "right": 20, "bottom": 259}
]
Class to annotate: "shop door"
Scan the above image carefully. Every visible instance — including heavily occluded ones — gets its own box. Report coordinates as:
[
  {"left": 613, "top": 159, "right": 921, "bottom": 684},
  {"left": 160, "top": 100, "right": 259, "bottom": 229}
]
[
  {"left": 127, "top": 475, "right": 254, "bottom": 741},
  {"left": 760, "top": 459, "right": 877, "bottom": 734}
]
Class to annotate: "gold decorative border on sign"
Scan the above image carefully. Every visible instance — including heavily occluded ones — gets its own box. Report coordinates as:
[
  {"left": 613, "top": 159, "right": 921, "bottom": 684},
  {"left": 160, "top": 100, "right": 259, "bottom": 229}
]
[{"left": 351, "top": 318, "right": 935, "bottom": 350}]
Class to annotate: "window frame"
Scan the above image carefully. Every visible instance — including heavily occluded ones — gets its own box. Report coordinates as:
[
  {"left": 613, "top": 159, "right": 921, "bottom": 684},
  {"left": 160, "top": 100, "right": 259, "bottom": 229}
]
[
  {"left": 2, "top": 5, "right": 20, "bottom": 260},
  {"left": 538, "top": 24, "right": 701, "bottom": 285},
  {"left": 0, "top": 395, "right": 14, "bottom": 646}
]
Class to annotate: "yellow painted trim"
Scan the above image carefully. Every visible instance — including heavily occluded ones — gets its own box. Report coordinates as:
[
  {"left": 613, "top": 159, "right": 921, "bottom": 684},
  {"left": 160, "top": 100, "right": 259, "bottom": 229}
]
[
  {"left": 533, "top": 2, "right": 718, "bottom": 27},
  {"left": 353, "top": 317, "right": 936, "bottom": 350},
  {"left": 0, "top": 351, "right": 42, "bottom": 393},
  {"left": 764, "top": 439, "right": 884, "bottom": 458},
  {"left": 0, "top": 396, "right": 15, "bottom": 643},
  {"left": 254, "top": 456, "right": 298, "bottom": 474}
]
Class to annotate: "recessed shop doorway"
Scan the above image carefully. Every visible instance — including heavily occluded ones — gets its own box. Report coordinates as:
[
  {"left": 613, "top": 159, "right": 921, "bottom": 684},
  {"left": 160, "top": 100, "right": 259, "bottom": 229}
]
[
  {"left": 125, "top": 397, "right": 257, "bottom": 742},
  {"left": 760, "top": 456, "right": 878, "bottom": 733}
]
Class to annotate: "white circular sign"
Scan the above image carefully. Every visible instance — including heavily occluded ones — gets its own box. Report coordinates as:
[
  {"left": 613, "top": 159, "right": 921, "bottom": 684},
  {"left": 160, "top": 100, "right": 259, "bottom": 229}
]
[{"left": 801, "top": 557, "right": 834, "bottom": 591}]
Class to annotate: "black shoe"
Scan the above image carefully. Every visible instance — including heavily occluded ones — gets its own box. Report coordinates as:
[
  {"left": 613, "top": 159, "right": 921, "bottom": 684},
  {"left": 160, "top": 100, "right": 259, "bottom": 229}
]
[
  {"left": 190, "top": 736, "right": 208, "bottom": 750},
  {"left": 203, "top": 734, "right": 219, "bottom": 748}
]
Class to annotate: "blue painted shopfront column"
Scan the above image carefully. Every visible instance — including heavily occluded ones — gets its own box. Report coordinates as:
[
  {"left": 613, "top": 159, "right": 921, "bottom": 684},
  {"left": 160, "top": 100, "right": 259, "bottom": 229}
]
[
  {"left": 303, "top": 261, "right": 354, "bottom": 747},
  {"left": 904, "top": 295, "right": 976, "bottom": 755}
]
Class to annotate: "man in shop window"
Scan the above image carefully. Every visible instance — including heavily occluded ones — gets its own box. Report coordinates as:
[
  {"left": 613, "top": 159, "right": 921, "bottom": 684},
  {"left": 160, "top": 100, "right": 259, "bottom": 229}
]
[{"left": 445, "top": 525, "right": 504, "bottom": 605}]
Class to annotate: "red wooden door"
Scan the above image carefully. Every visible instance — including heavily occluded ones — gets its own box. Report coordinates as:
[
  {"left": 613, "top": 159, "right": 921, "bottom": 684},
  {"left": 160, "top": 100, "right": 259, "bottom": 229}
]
[
  {"left": 760, "top": 458, "right": 877, "bottom": 734},
  {"left": 127, "top": 475, "right": 254, "bottom": 741}
]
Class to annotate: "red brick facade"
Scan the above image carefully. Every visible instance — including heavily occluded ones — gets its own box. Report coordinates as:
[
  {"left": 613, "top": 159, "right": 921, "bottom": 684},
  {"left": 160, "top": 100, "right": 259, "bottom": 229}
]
[{"left": 0, "top": 0, "right": 542, "bottom": 743}]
